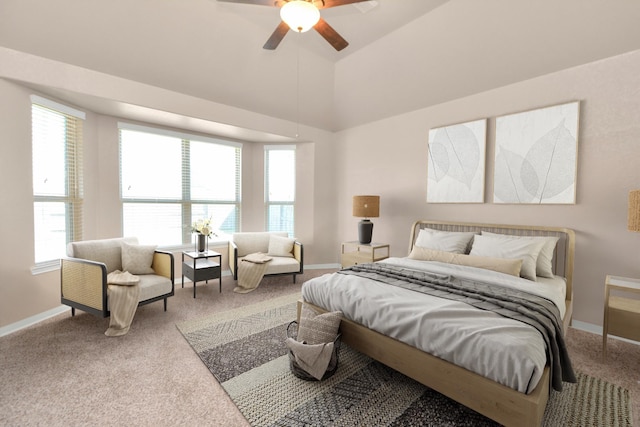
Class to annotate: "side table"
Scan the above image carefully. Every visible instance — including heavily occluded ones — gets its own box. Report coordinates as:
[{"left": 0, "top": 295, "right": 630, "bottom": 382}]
[
  {"left": 603, "top": 274, "right": 640, "bottom": 360},
  {"left": 182, "top": 250, "right": 222, "bottom": 298},
  {"left": 341, "top": 241, "right": 389, "bottom": 268}
]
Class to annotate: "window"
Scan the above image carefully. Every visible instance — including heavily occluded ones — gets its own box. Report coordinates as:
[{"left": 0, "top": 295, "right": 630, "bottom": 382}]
[
  {"left": 265, "top": 145, "right": 295, "bottom": 236},
  {"left": 119, "top": 123, "right": 241, "bottom": 246},
  {"left": 31, "top": 96, "right": 85, "bottom": 264}
]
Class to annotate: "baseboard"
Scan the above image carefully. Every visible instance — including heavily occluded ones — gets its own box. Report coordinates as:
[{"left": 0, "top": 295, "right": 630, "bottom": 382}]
[
  {"left": 0, "top": 305, "right": 69, "bottom": 338},
  {"left": 571, "top": 320, "right": 640, "bottom": 346},
  {"left": 306, "top": 263, "right": 341, "bottom": 270},
  {"left": 571, "top": 320, "right": 602, "bottom": 335}
]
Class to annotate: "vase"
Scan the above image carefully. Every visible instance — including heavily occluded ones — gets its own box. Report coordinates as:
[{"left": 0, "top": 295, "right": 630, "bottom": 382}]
[{"left": 196, "top": 234, "right": 207, "bottom": 252}]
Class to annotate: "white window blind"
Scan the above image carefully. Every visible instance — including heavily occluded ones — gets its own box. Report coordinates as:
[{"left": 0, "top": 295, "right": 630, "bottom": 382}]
[
  {"left": 31, "top": 98, "right": 84, "bottom": 263},
  {"left": 265, "top": 145, "right": 295, "bottom": 236},
  {"left": 119, "top": 123, "right": 241, "bottom": 245}
]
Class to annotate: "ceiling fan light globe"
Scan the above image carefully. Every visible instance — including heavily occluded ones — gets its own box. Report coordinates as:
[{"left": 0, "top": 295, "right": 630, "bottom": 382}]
[{"left": 280, "top": 1, "right": 320, "bottom": 33}]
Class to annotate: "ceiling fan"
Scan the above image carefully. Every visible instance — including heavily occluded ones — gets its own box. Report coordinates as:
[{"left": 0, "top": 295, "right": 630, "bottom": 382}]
[{"left": 218, "top": 0, "right": 371, "bottom": 51}]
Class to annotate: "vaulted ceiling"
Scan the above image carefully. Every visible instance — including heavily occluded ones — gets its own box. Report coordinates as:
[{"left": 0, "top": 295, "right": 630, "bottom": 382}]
[{"left": 1, "top": 0, "right": 640, "bottom": 133}]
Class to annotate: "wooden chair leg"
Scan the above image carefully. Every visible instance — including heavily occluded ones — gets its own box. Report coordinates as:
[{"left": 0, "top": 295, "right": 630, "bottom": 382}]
[
  {"left": 164, "top": 298, "right": 167, "bottom": 312},
  {"left": 71, "top": 307, "right": 76, "bottom": 317},
  {"left": 293, "top": 274, "right": 297, "bottom": 284}
]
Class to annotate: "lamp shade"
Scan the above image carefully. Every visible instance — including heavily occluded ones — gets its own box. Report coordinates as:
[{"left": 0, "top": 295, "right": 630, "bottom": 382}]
[
  {"left": 353, "top": 195, "right": 380, "bottom": 218},
  {"left": 280, "top": 1, "right": 320, "bottom": 33},
  {"left": 628, "top": 189, "right": 640, "bottom": 232}
]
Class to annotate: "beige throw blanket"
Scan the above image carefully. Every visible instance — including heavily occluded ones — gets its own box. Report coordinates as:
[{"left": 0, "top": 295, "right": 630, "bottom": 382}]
[
  {"left": 105, "top": 270, "right": 140, "bottom": 337},
  {"left": 285, "top": 338, "right": 335, "bottom": 380},
  {"left": 233, "top": 252, "right": 272, "bottom": 294}
]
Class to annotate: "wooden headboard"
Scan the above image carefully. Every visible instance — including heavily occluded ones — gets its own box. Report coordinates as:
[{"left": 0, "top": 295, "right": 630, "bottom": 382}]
[{"left": 408, "top": 220, "right": 576, "bottom": 311}]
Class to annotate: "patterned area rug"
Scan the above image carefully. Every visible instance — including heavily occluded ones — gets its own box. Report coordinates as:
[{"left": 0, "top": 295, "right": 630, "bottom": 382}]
[{"left": 177, "top": 293, "right": 632, "bottom": 427}]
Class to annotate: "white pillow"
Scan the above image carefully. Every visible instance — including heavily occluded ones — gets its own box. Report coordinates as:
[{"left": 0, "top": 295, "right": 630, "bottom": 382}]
[
  {"left": 121, "top": 242, "right": 156, "bottom": 275},
  {"left": 267, "top": 235, "right": 295, "bottom": 258},
  {"left": 414, "top": 229, "right": 477, "bottom": 254},
  {"left": 469, "top": 234, "right": 545, "bottom": 281},
  {"left": 482, "top": 232, "right": 559, "bottom": 278}
]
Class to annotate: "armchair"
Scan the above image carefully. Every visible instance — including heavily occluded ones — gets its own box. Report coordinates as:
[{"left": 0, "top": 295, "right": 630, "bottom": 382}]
[
  {"left": 228, "top": 231, "right": 303, "bottom": 283},
  {"left": 60, "top": 237, "right": 174, "bottom": 318}
]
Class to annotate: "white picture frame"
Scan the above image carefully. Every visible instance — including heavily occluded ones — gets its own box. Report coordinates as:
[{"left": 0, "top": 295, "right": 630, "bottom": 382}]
[
  {"left": 493, "top": 101, "right": 580, "bottom": 204},
  {"left": 427, "top": 119, "right": 487, "bottom": 203}
]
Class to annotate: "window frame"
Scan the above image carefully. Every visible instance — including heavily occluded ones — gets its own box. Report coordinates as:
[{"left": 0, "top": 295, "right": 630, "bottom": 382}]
[
  {"left": 118, "top": 122, "right": 242, "bottom": 247},
  {"left": 31, "top": 95, "right": 85, "bottom": 272},
  {"left": 264, "top": 145, "right": 296, "bottom": 237}
]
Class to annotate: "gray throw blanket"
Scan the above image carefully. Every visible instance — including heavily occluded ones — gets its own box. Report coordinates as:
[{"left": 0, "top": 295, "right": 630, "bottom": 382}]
[{"left": 338, "top": 263, "right": 576, "bottom": 392}]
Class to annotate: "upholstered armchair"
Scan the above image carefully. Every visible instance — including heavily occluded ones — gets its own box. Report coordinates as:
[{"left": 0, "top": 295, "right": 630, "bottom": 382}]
[
  {"left": 228, "top": 232, "right": 303, "bottom": 283},
  {"left": 60, "top": 237, "right": 174, "bottom": 318}
]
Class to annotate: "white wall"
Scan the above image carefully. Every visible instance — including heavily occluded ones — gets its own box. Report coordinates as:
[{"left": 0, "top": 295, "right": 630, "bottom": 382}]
[{"left": 336, "top": 50, "right": 640, "bottom": 326}]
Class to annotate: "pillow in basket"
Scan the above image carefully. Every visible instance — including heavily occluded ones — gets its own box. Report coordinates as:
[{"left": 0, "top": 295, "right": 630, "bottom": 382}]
[{"left": 297, "top": 305, "right": 342, "bottom": 345}]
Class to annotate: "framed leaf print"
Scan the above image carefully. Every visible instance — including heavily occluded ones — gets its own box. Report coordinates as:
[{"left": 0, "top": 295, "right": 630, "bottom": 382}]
[
  {"left": 493, "top": 101, "right": 580, "bottom": 204},
  {"left": 427, "top": 119, "right": 487, "bottom": 203}
]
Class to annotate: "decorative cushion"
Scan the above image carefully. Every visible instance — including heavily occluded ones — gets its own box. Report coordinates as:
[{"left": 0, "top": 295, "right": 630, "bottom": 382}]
[
  {"left": 469, "top": 234, "right": 545, "bottom": 281},
  {"left": 414, "top": 229, "right": 477, "bottom": 254},
  {"left": 121, "top": 242, "right": 156, "bottom": 275},
  {"left": 297, "top": 305, "right": 342, "bottom": 345},
  {"left": 409, "top": 247, "right": 523, "bottom": 277},
  {"left": 482, "top": 232, "right": 559, "bottom": 278},
  {"left": 267, "top": 235, "right": 295, "bottom": 258}
]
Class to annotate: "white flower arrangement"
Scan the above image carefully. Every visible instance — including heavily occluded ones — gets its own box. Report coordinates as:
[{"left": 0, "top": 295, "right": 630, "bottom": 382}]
[{"left": 191, "top": 218, "right": 216, "bottom": 238}]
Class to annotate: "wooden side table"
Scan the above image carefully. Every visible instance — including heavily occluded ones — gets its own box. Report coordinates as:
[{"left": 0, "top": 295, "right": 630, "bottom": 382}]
[
  {"left": 603, "top": 274, "right": 640, "bottom": 360},
  {"left": 341, "top": 241, "right": 389, "bottom": 268},
  {"left": 182, "top": 250, "right": 222, "bottom": 298}
]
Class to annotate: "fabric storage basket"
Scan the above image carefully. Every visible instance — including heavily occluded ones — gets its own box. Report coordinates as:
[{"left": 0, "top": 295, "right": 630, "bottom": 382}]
[{"left": 286, "top": 321, "right": 341, "bottom": 381}]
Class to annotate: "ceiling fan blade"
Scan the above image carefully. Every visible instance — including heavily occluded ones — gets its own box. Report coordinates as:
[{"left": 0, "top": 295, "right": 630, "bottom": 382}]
[
  {"left": 317, "top": 0, "right": 370, "bottom": 9},
  {"left": 314, "top": 17, "right": 348, "bottom": 51},
  {"left": 217, "top": 0, "right": 280, "bottom": 6},
  {"left": 263, "top": 21, "right": 290, "bottom": 50}
]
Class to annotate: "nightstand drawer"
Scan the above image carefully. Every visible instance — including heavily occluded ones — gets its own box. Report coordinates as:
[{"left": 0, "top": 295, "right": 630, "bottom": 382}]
[
  {"left": 341, "top": 252, "right": 368, "bottom": 267},
  {"left": 603, "top": 274, "right": 640, "bottom": 360},
  {"left": 608, "top": 296, "right": 640, "bottom": 342},
  {"left": 341, "top": 241, "right": 389, "bottom": 268}
]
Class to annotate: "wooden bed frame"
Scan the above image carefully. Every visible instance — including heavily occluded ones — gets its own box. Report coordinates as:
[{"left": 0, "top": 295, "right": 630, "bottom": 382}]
[{"left": 299, "top": 220, "right": 575, "bottom": 427}]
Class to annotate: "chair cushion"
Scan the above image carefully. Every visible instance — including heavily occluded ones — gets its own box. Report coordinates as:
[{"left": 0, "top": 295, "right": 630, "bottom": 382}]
[
  {"left": 107, "top": 274, "right": 172, "bottom": 310},
  {"left": 239, "top": 255, "right": 299, "bottom": 276},
  {"left": 137, "top": 274, "right": 173, "bottom": 302}
]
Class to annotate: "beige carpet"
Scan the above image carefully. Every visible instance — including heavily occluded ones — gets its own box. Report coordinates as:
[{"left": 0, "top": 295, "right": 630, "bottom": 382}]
[{"left": 1, "top": 269, "right": 638, "bottom": 426}]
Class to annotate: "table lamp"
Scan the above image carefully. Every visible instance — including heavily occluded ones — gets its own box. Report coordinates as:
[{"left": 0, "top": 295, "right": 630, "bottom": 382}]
[
  {"left": 628, "top": 189, "right": 640, "bottom": 232},
  {"left": 353, "top": 195, "right": 380, "bottom": 244}
]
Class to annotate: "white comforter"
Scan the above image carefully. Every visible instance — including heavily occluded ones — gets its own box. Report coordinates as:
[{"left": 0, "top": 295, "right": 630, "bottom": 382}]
[{"left": 301, "top": 257, "right": 567, "bottom": 394}]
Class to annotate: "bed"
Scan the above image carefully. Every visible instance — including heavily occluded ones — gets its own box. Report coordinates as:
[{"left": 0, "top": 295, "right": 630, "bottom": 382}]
[{"left": 299, "top": 220, "right": 576, "bottom": 427}]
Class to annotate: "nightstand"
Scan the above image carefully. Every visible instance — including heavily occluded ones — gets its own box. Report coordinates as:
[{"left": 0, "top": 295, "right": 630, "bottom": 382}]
[
  {"left": 341, "top": 241, "right": 389, "bottom": 268},
  {"left": 182, "top": 250, "right": 222, "bottom": 298},
  {"left": 603, "top": 274, "right": 640, "bottom": 360}
]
